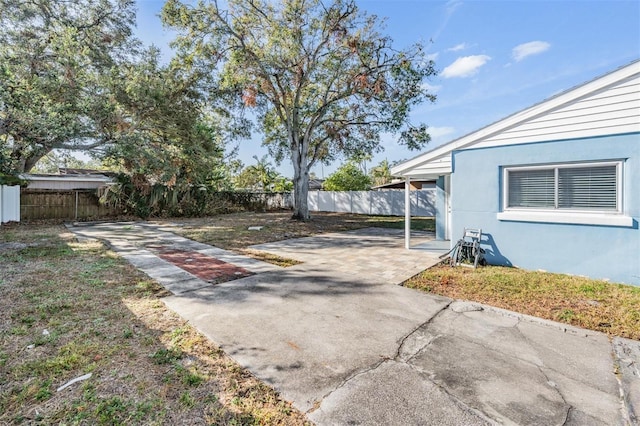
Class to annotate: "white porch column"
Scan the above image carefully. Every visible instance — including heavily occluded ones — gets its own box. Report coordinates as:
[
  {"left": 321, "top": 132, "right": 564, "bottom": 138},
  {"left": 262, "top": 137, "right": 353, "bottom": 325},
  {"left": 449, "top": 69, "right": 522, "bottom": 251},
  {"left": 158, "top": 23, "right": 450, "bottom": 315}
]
[{"left": 404, "top": 177, "right": 411, "bottom": 249}]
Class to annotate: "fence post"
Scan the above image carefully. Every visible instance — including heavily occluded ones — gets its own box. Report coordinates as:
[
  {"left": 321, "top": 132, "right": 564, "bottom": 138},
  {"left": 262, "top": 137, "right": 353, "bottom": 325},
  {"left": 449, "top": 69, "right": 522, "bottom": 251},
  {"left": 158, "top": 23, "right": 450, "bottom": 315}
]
[
  {"left": 405, "top": 179, "right": 411, "bottom": 249},
  {"left": 75, "top": 191, "right": 79, "bottom": 220}
]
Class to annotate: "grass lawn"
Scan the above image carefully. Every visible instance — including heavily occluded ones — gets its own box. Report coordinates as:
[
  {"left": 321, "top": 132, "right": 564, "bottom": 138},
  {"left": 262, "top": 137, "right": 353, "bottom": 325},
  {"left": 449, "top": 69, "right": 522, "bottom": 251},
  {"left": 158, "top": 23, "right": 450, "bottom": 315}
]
[
  {"left": 0, "top": 224, "right": 309, "bottom": 425},
  {"left": 0, "top": 212, "right": 431, "bottom": 424},
  {"left": 404, "top": 263, "right": 640, "bottom": 341}
]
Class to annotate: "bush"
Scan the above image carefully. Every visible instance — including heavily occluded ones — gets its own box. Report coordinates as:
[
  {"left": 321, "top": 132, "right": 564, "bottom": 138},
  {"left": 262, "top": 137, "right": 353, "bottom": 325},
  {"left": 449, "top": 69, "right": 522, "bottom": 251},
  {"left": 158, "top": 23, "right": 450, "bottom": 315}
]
[{"left": 101, "top": 175, "right": 291, "bottom": 218}]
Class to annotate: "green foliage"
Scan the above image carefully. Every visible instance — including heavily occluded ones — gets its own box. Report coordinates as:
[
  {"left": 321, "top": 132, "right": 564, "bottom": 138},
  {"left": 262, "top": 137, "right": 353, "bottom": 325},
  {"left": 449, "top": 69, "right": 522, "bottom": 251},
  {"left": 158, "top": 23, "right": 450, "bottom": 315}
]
[
  {"left": 0, "top": 173, "right": 27, "bottom": 186},
  {"left": 0, "top": 0, "right": 138, "bottom": 172},
  {"left": 323, "top": 162, "right": 371, "bottom": 191},
  {"left": 31, "top": 151, "right": 106, "bottom": 174},
  {"left": 151, "top": 348, "right": 183, "bottom": 365},
  {"left": 162, "top": 0, "right": 437, "bottom": 219},
  {"left": 369, "top": 159, "right": 393, "bottom": 187},
  {"left": 234, "top": 155, "right": 292, "bottom": 192},
  {"left": 101, "top": 174, "right": 286, "bottom": 219},
  {"left": 272, "top": 177, "right": 294, "bottom": 192},
  {"left": 99, "top": 48, "right": 236, "bottom": 191}
]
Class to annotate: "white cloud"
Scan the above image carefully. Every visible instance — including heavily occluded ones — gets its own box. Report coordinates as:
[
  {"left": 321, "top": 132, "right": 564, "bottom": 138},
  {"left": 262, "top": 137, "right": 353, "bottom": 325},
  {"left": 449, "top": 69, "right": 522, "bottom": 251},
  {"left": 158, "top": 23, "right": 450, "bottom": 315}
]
[
  {"left": 441, "top": 55, "right": 491, "bottom": 78},
  {"left": 428, "top": 126, "right": 456, "bottom": 142},
  {"left": 445, "top": 0, "right": 463, "bottom": 15},
  {"left": 447, "top": 43, "right": 467, "bottom": 52},
  {"left": 425, "top": 52, "right": 439, "bottom": 62},
  {"left": 421, "top": 82, "right": 442, "bottom": 93},
  {"left": 512, "top": 41, "right": 550, "bottom": 62}
]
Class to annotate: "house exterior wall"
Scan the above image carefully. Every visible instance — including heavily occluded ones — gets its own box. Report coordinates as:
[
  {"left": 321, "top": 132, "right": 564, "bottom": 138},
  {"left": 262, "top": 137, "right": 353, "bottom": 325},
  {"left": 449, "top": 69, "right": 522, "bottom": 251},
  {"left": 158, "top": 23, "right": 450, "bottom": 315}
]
[{"left": 450, "top": 132, "right": 640, "bottom": 285}]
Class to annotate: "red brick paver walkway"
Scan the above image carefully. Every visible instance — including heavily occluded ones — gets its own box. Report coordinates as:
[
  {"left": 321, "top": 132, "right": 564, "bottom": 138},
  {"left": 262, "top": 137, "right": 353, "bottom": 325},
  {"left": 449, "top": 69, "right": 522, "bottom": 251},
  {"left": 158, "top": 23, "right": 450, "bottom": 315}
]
[{"left": 157, "top": 249, "right": 254, "bottom": 283}]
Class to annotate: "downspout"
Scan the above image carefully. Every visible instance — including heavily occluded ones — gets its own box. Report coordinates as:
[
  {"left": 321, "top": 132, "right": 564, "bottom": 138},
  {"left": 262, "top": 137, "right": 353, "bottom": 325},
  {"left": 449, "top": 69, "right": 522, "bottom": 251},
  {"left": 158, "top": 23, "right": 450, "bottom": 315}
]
[{"left": 404, "top": 177, "right": 411, "bottom": 249}]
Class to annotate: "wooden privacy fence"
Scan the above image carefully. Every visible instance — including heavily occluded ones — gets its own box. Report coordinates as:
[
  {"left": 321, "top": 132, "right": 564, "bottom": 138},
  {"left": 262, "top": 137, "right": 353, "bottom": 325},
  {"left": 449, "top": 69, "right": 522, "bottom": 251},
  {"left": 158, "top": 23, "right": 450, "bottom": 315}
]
[
  {"left": 20, "top": 190, "right": 121, "bottom": 220},
  {"left": 19, "top": 189, "right": 294, "bottom": 220}
]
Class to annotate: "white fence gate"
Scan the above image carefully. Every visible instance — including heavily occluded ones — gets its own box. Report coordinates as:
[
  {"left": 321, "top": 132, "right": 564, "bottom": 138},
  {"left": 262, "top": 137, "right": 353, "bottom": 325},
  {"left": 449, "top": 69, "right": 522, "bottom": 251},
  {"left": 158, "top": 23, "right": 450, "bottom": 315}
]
[
  {"left": 0, "top": 185, "right": 20, "bottom": 223},
  {"left": 308, "top": 189, "right": 435, "bottom": 216}
]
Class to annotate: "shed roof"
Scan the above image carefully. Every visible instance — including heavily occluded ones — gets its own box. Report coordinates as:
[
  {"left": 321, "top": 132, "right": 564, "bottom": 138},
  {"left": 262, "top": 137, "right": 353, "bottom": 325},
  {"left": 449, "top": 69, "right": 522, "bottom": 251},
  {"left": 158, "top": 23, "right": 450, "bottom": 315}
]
[{"left": 21, "top": 173, "right": 113, "bottom": 183}]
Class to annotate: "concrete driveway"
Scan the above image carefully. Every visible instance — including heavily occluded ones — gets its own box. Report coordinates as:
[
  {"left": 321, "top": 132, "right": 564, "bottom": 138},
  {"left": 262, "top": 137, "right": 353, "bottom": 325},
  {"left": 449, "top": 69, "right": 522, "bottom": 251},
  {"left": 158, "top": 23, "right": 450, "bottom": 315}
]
[{"left": 69, "top": 223, "right": 639, "bottom": 425}]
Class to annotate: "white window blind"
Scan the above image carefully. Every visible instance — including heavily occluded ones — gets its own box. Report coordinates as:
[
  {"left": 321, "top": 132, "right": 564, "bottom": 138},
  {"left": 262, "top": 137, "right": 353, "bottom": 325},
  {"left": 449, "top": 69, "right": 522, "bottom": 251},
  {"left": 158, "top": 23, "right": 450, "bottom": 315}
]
[
  {"left": 506, "top": 162, "right": 620, "bottom": 212},
  {"left": 508, "top": 169, "right": 554, "bottom": 208},
  {"left": 558, "top": 166, "right": 617, "bottom": 210}
]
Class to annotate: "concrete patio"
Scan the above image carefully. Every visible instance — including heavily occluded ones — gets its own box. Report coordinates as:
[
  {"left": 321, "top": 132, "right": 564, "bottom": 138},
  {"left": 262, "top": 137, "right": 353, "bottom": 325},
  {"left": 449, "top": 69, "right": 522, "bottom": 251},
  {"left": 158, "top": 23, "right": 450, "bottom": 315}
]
[{"left": 68, "top": 222, "right": 639, "bottom": 425}]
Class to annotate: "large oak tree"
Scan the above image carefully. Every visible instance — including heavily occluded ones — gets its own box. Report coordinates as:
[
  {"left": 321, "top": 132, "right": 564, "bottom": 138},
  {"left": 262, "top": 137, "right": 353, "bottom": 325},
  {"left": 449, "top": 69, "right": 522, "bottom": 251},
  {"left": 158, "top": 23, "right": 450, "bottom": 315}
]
[
  {"left": 162, "top": 0, "right": 436, "bottom": 220},
  {"left": 0, "top": 0, "right": 136, "bottom": 173}
]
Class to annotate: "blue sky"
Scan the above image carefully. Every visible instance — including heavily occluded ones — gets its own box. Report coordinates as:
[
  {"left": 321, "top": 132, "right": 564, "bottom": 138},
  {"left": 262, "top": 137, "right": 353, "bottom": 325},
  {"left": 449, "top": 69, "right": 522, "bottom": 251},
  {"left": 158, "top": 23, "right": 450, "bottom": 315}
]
[{"left": 134, "top": 0, "right": 640, "bottom": 178}]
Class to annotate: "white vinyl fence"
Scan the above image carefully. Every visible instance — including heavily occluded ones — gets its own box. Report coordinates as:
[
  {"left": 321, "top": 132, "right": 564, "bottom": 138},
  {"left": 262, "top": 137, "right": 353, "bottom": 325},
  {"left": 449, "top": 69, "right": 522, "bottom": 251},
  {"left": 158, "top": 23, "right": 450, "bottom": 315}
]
[
  {"left": 0, "top": 185, "right": 20, "bottom": 223},
  {"left": 308, "top": 189, "right": 435, "bottom": 217}
]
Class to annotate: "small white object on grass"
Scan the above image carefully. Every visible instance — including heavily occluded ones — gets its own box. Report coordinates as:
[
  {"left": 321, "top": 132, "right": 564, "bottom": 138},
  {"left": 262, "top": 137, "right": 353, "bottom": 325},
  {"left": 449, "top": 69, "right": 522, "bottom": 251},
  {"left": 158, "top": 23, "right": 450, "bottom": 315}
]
[
  {"left": 248, "top": 226, "right": 263, "bottom": 231},
  {"left": 57, "top": 373, "right": 92, "bottom": 392}
]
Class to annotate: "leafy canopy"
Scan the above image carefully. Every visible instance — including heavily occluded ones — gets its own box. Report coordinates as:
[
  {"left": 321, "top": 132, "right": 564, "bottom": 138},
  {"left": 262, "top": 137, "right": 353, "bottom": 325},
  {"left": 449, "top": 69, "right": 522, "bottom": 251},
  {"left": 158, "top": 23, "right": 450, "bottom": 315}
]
[
  {"left": 100, "top": 47, "right": 235, "bottom": 190},
  {"left": 162, "top": 0, "right": 436, "bottom": 219},
  {"left": 0, "top": 0, "right": 137, "bottom": 173},
  {"left": 234, "top": 155, "right": 292, "bottom": 192},
  {"left": 323, "top": 161, "right": 371, "bottom": 191}
]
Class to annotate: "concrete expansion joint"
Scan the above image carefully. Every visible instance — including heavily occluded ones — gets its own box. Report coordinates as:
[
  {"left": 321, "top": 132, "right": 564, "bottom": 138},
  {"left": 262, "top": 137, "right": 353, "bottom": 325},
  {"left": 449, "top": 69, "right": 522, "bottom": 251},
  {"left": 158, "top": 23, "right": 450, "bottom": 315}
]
[
  {"left": 561, "top": 406, "right": 573, "bottom": 426},
  {"left": 308, "top": 303, "right": 454, "bottom": 417},
  {"left": 394, "top": 301, "right": 453, "bottom": 361}
]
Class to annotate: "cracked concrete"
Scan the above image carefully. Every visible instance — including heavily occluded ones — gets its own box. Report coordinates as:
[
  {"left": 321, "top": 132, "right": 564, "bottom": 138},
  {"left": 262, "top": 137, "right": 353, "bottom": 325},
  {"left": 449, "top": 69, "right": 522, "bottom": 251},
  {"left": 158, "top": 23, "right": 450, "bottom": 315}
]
[
  {"left": 67, "top": 222, "right": 638, "bottom": 425},
  {"left": 613, "top": 337, "right": 640, "bottom": 424}
]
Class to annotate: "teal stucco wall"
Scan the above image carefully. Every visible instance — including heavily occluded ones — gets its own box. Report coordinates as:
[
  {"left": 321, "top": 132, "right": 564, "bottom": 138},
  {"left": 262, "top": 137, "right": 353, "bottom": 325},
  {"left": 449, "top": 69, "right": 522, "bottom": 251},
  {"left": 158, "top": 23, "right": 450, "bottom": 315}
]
[{"left": 450, "top": 132, "right": 640, "bottom": 285}]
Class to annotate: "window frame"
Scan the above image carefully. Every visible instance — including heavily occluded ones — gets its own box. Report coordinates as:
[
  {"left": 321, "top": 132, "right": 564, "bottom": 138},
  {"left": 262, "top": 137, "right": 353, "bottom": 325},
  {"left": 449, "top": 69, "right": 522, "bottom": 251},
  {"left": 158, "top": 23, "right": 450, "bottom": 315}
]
[{"left": 497, "top": 160, "right": 632, "bottom": 227}]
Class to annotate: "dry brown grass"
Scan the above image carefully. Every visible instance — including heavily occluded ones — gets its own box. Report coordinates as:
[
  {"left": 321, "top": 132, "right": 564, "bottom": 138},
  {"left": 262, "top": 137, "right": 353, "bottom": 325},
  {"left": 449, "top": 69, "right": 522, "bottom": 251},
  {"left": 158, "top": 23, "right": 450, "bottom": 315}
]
[
  {"left": 164, "top": 211, "right": 434, "bottom": 251},
  {"left": 0, "top": 224, "right": 309, "bottom": 425},
  {"left": 404, "top": 263, "right": 640, "bottom": 340}
]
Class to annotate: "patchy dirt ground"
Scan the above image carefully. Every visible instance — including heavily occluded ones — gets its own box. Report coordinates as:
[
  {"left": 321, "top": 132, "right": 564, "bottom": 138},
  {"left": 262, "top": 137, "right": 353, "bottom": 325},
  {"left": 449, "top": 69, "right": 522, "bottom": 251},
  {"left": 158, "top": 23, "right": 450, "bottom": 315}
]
[
  {"left": 0, "top": 223, "right": 310, "bottom": 425},
  {"left": 160, "top": 211, "right": 434, "bottom": 251}
]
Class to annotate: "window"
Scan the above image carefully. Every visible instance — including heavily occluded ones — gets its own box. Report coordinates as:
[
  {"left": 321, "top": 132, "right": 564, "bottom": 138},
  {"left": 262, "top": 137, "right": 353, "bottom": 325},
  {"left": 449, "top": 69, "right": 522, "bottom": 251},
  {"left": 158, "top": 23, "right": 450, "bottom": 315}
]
[
  {"left": 498, "top": 160, "right": 631, "bottom": 227},
  {"left": 506, "top": 162, "right": 619, "bottom": 211}
]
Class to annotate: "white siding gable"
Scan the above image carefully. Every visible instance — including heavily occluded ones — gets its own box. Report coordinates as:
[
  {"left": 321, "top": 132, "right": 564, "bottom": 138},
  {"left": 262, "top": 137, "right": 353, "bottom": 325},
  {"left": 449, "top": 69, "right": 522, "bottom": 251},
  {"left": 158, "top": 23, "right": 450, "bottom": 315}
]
[{"left": 475, "top": 74, "right": 640, "bottom": 148}]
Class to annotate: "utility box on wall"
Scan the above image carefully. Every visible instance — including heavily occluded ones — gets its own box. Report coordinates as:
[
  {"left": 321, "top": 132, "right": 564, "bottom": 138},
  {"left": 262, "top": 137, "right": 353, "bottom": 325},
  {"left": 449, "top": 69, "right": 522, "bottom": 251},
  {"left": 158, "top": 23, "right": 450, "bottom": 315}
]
[{"left": 0, "top": 185, "right": 21, "bottom": 224}]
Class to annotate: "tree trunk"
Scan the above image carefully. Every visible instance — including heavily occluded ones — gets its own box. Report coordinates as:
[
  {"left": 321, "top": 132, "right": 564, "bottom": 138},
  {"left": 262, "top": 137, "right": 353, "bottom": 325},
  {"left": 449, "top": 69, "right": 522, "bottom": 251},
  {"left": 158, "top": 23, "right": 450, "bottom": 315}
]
[
  {"left": 291, "top": 146, "right": 310, "bottom": 221},
  {"left": 24, "top": 153, "right": 46, "bottom": 173},
  {"left": 10, "top": 140, "right": 47, "bottom": 173}
]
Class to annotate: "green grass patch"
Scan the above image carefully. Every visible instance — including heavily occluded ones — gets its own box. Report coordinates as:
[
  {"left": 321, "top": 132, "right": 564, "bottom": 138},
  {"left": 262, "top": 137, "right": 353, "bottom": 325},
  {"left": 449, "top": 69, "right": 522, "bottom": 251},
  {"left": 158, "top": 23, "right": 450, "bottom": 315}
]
[
  {"left": 150, "top": 348, "right": 183, "bottom": 365},
  {"left": 362, "top": 216, "right": 435, "bottom": 231}
]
